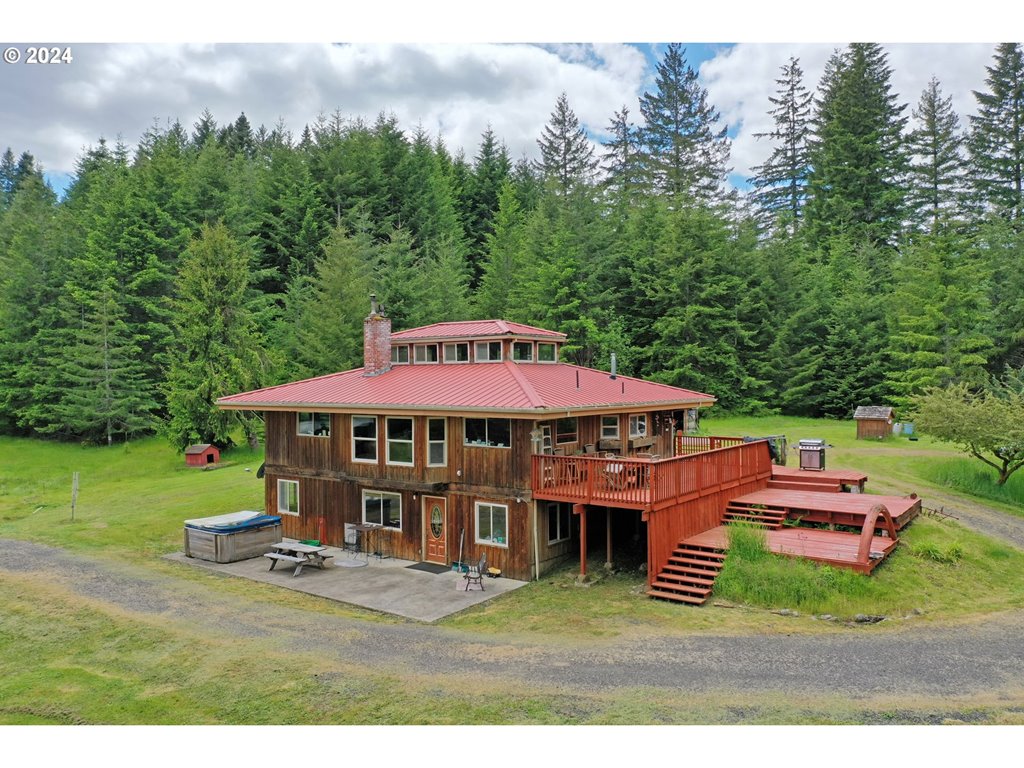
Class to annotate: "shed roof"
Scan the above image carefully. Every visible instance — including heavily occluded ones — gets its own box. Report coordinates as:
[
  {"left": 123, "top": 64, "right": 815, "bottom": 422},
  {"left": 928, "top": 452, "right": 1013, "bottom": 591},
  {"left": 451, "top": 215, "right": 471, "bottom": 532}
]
[
  {"left": 184, "top": 443, "right": 216, "bottom": 454},
  {"left": 217, "top": 361, "right": 714, "bottom": 415},
  {"left": 853, "top": 406, "right": 894, "bottom": 420}
]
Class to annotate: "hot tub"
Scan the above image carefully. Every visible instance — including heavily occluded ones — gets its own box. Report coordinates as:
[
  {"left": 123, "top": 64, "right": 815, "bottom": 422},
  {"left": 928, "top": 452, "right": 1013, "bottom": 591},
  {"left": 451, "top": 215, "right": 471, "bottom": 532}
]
[{"left": 184, "top": 510, "right": 282, "bottom": 563}]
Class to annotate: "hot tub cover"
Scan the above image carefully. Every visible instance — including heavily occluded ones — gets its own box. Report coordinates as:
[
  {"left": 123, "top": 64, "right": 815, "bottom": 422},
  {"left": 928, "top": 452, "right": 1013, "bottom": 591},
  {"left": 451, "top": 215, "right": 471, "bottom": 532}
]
[{"left": 185, "top": 510, "right": 281, "bottom": 532}]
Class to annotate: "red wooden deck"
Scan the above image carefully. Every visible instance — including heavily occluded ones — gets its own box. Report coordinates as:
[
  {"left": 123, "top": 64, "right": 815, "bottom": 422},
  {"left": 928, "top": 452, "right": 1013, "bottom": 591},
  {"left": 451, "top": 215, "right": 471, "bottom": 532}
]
[
  {"left": 770, "top": 465, "right": 868, "bottom": 491},
  {"left": 686, "top": 525, "right": 899, "bottom": 573},
  {"left": 729, "top": 488, "right": 920, "bottom": 530}
]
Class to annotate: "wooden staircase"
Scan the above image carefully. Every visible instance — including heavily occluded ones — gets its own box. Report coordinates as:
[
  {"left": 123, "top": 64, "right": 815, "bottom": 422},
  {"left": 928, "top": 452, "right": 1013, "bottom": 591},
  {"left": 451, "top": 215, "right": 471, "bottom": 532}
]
[
  {"left": 722, "top": 502, "right": 786, "bottom": 529},
  {"left": 647, "top": 543, "right": 726, "bottom": 605}
]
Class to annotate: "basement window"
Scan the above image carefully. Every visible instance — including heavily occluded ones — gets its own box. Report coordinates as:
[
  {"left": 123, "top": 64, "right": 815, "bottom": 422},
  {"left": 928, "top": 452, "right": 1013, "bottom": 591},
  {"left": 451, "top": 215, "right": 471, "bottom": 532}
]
[
  {"left": 277, "top": 479, "right": 299, "bottom": 517},
  {"left": 547, "top": 502, "right": 571, "bottom": 544},
  {"left": 476, "top": 501, "right": 508, "bottom": 547}
]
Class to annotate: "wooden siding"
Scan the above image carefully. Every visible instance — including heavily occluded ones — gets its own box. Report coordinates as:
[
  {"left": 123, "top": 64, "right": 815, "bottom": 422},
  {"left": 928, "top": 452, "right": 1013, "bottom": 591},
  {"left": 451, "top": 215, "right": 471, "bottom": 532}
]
[{"left": 856, "top": 418, "right": 892, "bottom": 440}]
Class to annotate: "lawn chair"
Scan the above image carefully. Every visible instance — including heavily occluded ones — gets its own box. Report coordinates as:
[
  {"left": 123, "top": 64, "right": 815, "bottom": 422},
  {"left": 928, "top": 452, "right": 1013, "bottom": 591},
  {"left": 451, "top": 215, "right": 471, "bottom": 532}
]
[{"left": 464, "top": 553, "right": 487, "bottom": 591}]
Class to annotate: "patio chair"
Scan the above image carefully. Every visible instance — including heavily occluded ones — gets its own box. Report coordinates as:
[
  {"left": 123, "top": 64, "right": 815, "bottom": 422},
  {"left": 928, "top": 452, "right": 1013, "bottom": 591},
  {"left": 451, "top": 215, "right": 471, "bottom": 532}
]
[
  {"left": 464, "top": 553, "right": 487, "bottom": 591},
  {"left": 343, "top": 523, "right": 361, "bottom": 558}
]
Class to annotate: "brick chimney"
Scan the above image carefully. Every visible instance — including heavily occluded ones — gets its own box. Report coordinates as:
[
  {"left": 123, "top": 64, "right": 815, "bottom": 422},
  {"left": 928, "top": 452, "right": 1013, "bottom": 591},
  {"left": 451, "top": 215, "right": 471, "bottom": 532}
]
[{"left": 363, "top": 294, "right": 392, "bottom": 377}]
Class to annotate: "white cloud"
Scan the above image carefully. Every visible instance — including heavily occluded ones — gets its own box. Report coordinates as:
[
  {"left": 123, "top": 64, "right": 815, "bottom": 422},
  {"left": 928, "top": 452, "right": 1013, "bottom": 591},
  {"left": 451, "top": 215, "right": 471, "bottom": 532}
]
[
  {"left": 701, "top": 43, "right": 997, "bottom": 184},
  {"left": 2, "top": 42, "right": 649, "bottom": 176}
]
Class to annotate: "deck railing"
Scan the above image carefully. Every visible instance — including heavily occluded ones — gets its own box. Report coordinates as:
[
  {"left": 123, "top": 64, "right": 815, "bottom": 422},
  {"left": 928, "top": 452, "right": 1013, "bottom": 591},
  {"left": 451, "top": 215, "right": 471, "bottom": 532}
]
[
  {"left": 675, "top": 434, "right": 746, "bottom": 455},
  {"left": 532, "top": 439, "right": 773, "bottom": 511}
]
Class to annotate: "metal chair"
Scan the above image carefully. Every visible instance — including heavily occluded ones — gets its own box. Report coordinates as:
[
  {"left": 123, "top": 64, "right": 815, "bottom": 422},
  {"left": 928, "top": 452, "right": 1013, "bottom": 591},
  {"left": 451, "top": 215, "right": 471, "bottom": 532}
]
[{"left": 464, "top": 553, "right": 487, "bottom": 591}]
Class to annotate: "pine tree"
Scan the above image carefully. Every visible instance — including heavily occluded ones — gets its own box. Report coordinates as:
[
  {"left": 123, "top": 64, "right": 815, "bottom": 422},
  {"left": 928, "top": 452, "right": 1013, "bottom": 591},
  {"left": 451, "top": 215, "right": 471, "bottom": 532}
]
[
  {"left": 534, "top": 92, "right": 598, "bottom": 196},
  {"left": 749, "top": 57, "right": 814, "bottom": 234},
  {"left": 600, "top": 106, "right": 645, "bottom": 210},
  {"left": 191, "top": 108, "right": 218, "bottom": 150},
  {"left": 907, "top": 77, "right": 967, "bottom": 232},
  {"left": 475, "top": 181, "right": 526, "bottom": 319},
  {"left": 281, "top": 223, "right": 374, "bottom": 379},
  {"left": 0, "top": 148, "right": 17, "bottom": 210},
  {"left": 639, "top": 43, "right": 731, "bottom": 203},
  {"left": 465, "top": 127, "right": 512, "bottom": 287},
  {"left": 968, "top": 43, "right": 1024, "bottom": 223},
  {"left": 805, "top": 44, "right": 909, "bottom": 249},
  {"left": 164, "top": 223, "right": 267, "bottom": 449}
]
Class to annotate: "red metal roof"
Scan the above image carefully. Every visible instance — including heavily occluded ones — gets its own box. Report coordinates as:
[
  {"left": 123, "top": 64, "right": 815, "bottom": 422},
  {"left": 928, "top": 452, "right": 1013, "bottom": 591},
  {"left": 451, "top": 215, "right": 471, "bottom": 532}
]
[
  {"left": 390, "top": 320, "right": 566, "bottom": 341},
  {"left": 218, "top": 362, "right": 714, "bottom": 414}
]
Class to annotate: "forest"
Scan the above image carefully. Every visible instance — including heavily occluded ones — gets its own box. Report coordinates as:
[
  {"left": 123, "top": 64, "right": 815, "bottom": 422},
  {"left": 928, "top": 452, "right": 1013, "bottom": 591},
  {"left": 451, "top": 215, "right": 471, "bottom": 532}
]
[{"left": 0, "top": 42, "right": 1022, "bottom": 449}]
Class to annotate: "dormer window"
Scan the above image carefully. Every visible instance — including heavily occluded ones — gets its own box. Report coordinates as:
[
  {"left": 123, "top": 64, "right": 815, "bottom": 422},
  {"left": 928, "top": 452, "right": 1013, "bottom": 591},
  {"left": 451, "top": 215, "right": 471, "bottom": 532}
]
[
  {"left": 414, "top": 343, "right": 439, "bottom": 363},
  {"left": 512, "top": 342, "right": 533, "bottom": 362},
  {"left": 537, "top": 343, "right": 557, "bottom": 363},
  {"left": 475, "top": 340, "right": 502, "bottom": 362},
  {"left": 391, "top": 345, "right": 409, "bottom": 365},
  {"left": 444, "top": 342, "right": 469, "bottom": 363}
]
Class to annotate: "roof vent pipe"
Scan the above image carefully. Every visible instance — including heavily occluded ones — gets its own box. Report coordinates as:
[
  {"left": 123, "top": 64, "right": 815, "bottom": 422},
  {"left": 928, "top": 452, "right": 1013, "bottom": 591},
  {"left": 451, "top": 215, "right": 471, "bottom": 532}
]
[{"left": 610, "top": 352, "right": 617, "bottom": 380}]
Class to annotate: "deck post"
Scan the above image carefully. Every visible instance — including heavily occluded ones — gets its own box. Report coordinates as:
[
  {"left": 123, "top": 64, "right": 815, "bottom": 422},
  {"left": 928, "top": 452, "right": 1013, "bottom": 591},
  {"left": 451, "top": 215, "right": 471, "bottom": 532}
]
[
  {"left": 574, "top": 503, "right": 588, "bottom": 577},
  {"left": 605, "top": 508, "right": 613, "bottom": 569}
]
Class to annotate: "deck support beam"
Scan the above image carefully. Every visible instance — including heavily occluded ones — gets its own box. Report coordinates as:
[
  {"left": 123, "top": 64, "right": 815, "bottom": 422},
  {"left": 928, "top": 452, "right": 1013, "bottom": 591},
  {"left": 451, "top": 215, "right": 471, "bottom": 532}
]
[
  {"left": 605, "top": 508, "right": 613, "bottom": 569},
  {"left": 573, "top": 503, "right": 588, "bottom": 577}
]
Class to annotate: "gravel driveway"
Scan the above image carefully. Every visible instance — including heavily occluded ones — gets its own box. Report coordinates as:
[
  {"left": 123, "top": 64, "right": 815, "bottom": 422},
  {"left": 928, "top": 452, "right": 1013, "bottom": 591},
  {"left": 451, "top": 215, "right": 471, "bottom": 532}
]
[{"left": 2, "top": 536, "right": 1023, "bottom": 713}]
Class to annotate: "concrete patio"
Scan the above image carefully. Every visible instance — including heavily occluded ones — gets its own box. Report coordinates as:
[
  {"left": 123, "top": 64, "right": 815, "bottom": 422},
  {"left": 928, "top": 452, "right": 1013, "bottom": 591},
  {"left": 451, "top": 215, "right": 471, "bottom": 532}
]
[{"left": 166, "top": 542, "right": 528, "bottom": 622}]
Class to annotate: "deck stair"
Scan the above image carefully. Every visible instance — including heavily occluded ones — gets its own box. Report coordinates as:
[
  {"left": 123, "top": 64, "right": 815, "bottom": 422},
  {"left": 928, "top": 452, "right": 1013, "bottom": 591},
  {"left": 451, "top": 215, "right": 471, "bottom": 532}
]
[
  {"left": 647, "top": 543, "right": 726, "bottom": 605},
  {"left": 722, "top": 502, "right": 786, "bottom": 529}
]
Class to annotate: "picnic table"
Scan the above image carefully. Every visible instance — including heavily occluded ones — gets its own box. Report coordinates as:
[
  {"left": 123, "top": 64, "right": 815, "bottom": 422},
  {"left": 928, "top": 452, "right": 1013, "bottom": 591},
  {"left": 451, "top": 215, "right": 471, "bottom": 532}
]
[{"left": 263, "top": 541, "right": 333, "bottom": 576}]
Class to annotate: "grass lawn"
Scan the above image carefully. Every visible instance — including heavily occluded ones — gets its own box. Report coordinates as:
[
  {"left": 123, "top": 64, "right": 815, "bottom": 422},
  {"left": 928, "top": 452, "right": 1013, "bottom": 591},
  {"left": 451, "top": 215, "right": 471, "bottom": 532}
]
[{"left": 2, "top": 423, "right": 1024, "bottom": 725}]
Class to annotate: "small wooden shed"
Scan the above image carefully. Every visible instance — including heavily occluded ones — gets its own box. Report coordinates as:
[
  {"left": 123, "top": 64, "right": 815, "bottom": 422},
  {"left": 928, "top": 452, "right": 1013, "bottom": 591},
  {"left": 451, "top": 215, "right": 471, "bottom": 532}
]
[
  {"left": 853, "top": 406, "right": 894, "bottom": 440},
  {"left": 185, "top": 443, "right": 220, "bottom": 467}
]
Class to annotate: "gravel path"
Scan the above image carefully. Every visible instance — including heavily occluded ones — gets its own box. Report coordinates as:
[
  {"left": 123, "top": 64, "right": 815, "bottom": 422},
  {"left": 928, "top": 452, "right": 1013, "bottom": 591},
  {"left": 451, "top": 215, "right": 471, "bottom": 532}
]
[{"left": 3, "top": 537, "right": 1023, "bottom": 708}]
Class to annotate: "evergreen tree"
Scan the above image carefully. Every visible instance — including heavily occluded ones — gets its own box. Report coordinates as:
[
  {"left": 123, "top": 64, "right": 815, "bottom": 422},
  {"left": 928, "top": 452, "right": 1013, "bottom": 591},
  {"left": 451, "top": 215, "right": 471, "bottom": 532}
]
[
  {"left": 968, "top": 43, "right": 1024, "bottom": 223},
  {"left": 164, "top": 222, "right": 267, "bottom": 449},
  {"left": 907, "top": 77, "right": 967, "bottom": 232},
  {"left": 0, "top": 148, "right": 17, "bottom": 210},
  {"left": 465, "top": 127, "right": 512, "bottom": 287},
  {"left": 600, "top": 106, "right": 645, "bottom": 210},
  {"left": 534, "top": 92, "right": 598, "bottom": 196},
  {"left": 639, "top": 43, "right": 731, "bottom": 203},
  {"left": 475, "top": 181, "right": 527, "bottom": 319},
  {"left": 748, "top": 57, "right": 814, "bottom": 234},
  {"left": 191, "top": 108, "right": 218, "bottom": 149},
  {"left": 805, "top": 44, "right": 909, "bottom": 249},
  {"left": 281, "top": 223, "right": 374, "bottom": 379}
]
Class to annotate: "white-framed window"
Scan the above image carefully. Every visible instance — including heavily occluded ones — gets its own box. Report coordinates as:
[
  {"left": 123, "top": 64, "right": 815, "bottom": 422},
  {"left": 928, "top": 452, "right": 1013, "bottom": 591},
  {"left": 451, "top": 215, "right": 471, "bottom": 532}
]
[
  {"left": 297, "top": 412, "right": 331, "bottom": 437},
  {"left": 547, "top": 502, "right": 571, "bottom": 544},
  {"left": 443, "top": 342, "right": 469, "bottom": 363},
  {"left": 537, "top": 343, "right": 557, "bottom": 362},
  {"left": 476, "top": 501, "right": 508, "bottom": 547},
  {"left": 277, "top": 479, "right": 299, "bottom": 516},
  {"left": 464, "top": 418, "right": 511, "bottom": 448},
  {"left": 512, "top": 341, "right": 533, "bottom": 362},
  {"left": 629, "top": 414, "right": 648, "bottom": 438},
  {"left": 363, "top": 489, "right": 401, "bottom": 529},
  {"left": 386, "top": 417, "right": 414, "bottom": 465},
  {"left": 555, "top": 417, "right": 577, "bottom": 444},
  {"left": 391, "top": 345, "right": 410, "bottom": 364},
  {"left": 352, "top": 415, "right": 378, "bottom": 462},
  {"left": 601, "top": 415, "right": 620, "bottom": 440},
  {"left": 414, "top": 343, "right": 439, "bottom": 363},
  {"left": 427, "top": 417, "right": 447, "bottom": 466},
  {"left": 475, "top": 340, "right": 502, "bottom": 362}
]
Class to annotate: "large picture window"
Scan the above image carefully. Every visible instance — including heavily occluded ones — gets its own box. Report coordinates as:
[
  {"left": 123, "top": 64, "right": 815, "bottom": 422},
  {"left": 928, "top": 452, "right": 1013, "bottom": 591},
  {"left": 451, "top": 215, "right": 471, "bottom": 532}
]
[
  {"left": 352, "top": 416, "right": 378, "bottom": 462},
  {"left": 277, "top": 479, "right": 299, "bottom": 516},
  {"left": 363, "top": 490, "right": 401, "bottom": 529},
  {"left": 547, "top": 502, "right": 571, "bottom": 544},
  {"left": 476, "top": 501, "right": 508, "bottom": 547},
  {"left": 297, "top": 412, "right": 331, "bottom": 437},
  {"left": 386, "top": 417, "right": 414, "bottom": 465},
  {"left": 464, "top": 418, "right": 511, "bottom": 448},
  {"left": 427, "top": 417, "right": 447, "bottom": 466}
]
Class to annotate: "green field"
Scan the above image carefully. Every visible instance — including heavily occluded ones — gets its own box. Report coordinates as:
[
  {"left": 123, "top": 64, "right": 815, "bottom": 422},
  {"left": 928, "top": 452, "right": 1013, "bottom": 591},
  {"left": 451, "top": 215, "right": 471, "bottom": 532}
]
[{"left": 2, "top": 421, "right": 1023, "bottom": 725}]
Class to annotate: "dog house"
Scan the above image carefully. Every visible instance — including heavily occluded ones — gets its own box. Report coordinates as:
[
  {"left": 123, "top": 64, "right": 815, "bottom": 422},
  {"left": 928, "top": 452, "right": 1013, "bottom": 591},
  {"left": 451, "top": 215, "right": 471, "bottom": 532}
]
[{"left": 185, "top": 443, "right": 220, "bottom": 467}]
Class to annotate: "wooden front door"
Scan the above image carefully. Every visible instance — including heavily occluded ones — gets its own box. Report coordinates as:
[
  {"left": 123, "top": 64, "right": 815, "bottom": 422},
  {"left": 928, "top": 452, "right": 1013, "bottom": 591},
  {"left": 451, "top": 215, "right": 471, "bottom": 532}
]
[{"left": 423, "top": 496, "right": 447, "bottom": 564}]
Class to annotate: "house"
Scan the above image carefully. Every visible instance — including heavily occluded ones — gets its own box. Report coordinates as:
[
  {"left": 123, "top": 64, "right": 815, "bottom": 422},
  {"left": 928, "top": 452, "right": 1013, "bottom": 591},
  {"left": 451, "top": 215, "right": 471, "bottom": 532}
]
[
  {"left": 853, "top": 406, "right": 895, "bottom": 440},
  {"left": 185, "top": 443, "right": 220, "bottom": 467},
  {"left": 216, "top": 299, "right": 718, "bottom": 582}
]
